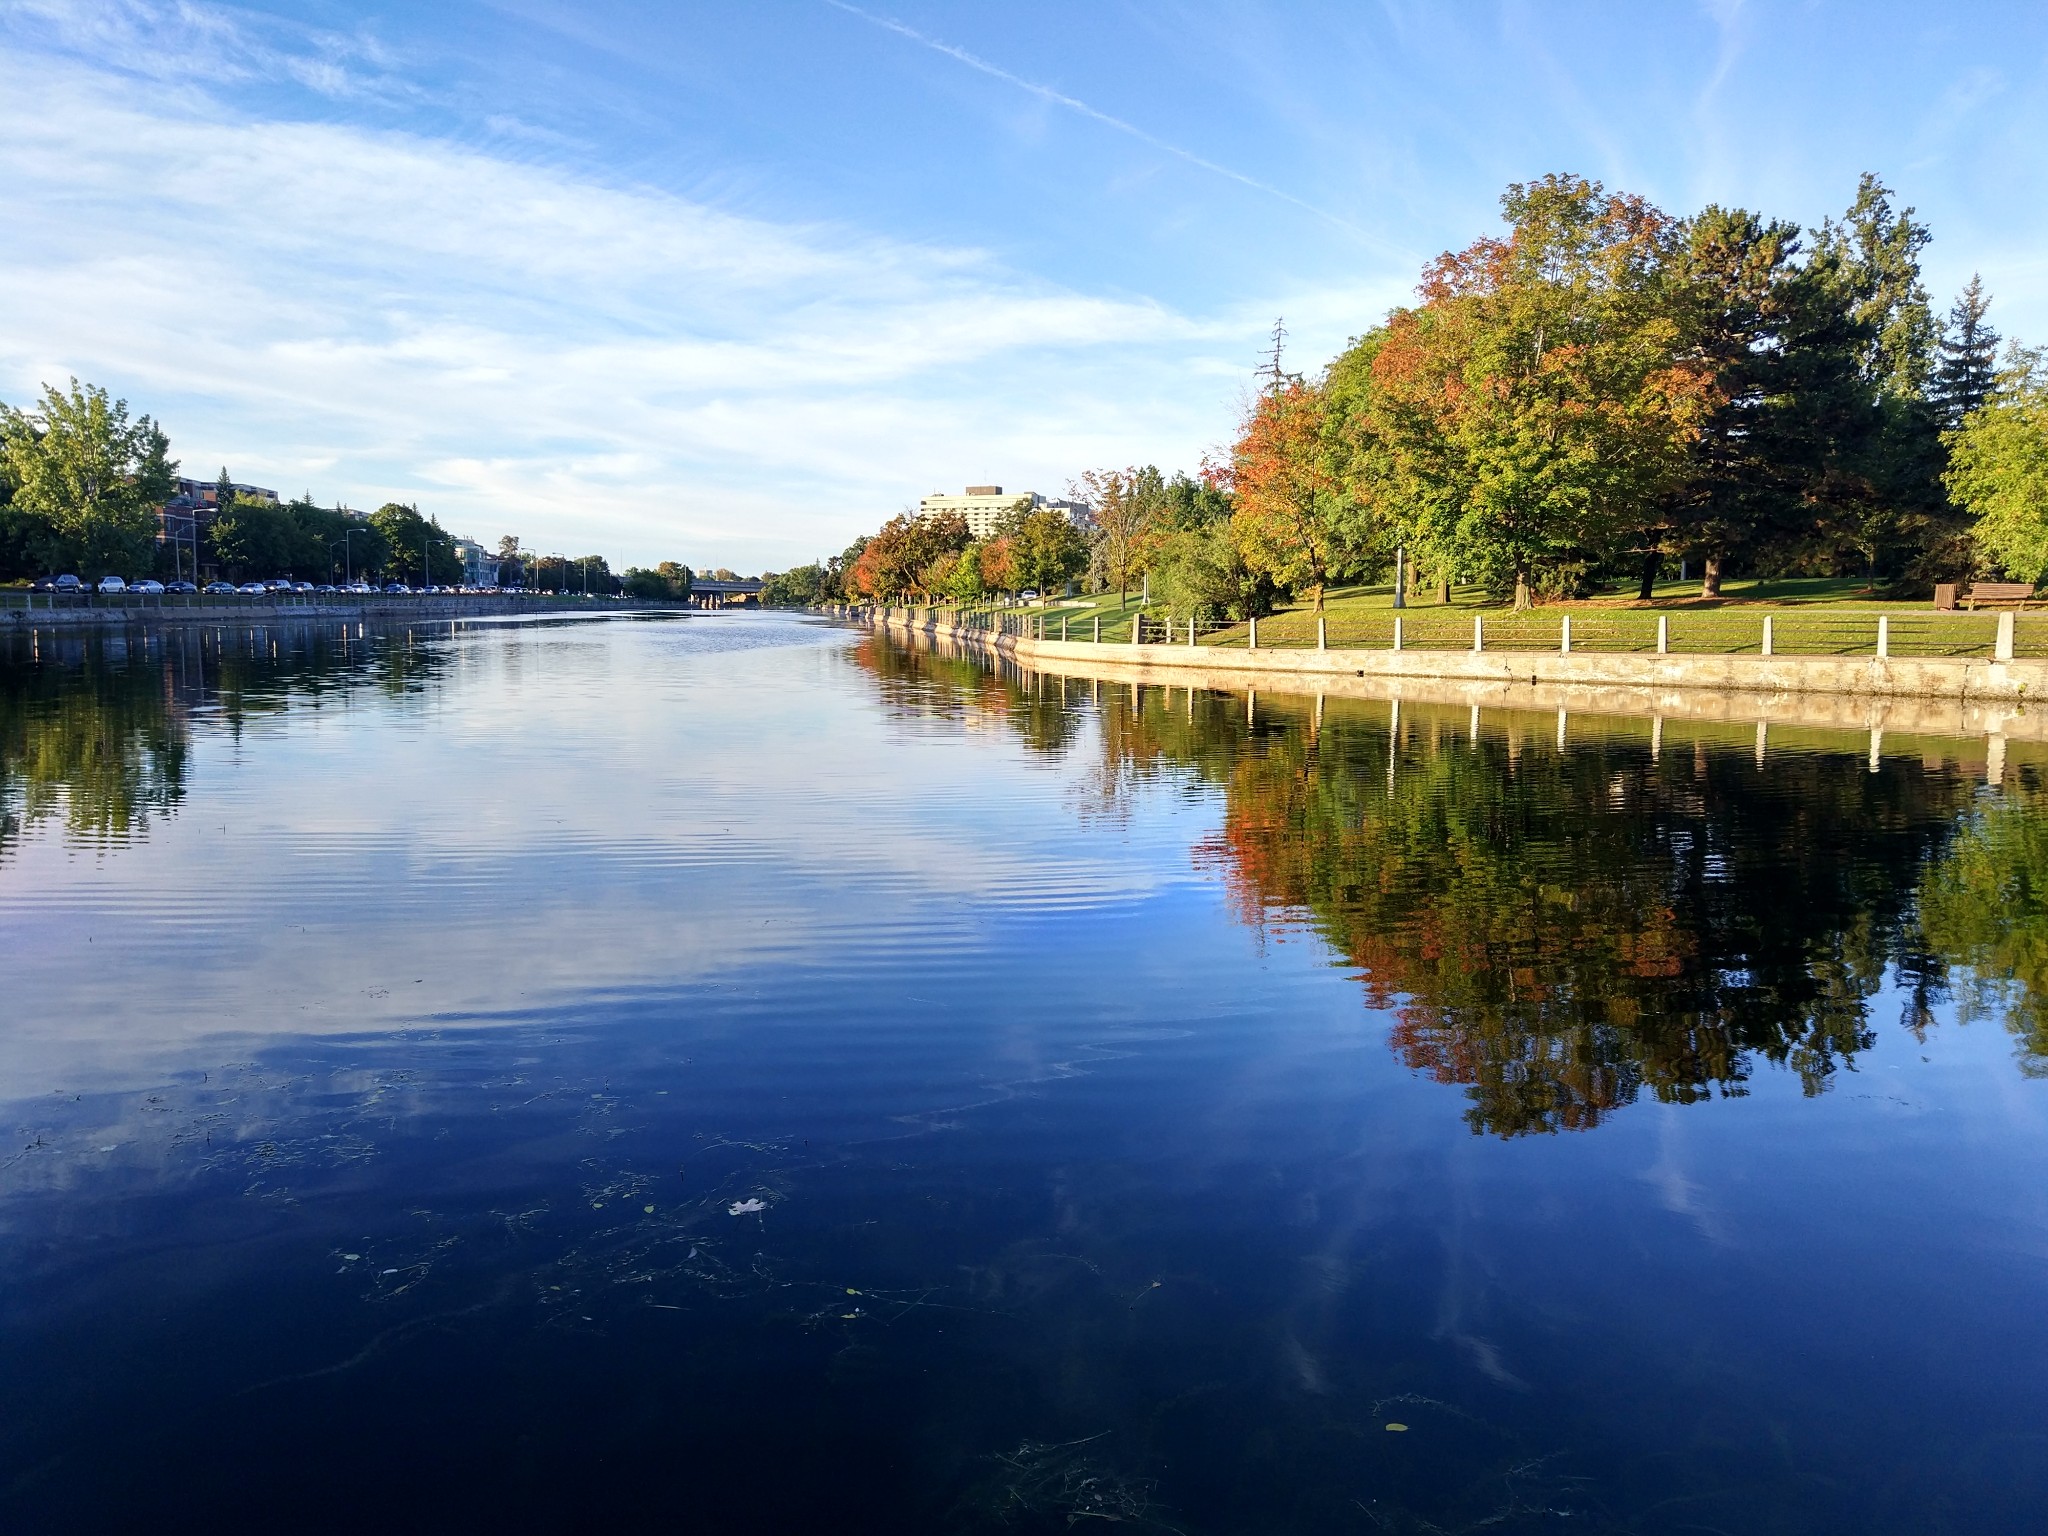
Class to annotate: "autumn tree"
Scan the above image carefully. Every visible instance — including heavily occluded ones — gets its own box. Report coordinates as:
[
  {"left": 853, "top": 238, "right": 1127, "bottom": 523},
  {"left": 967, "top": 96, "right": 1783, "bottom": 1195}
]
[
  {"left": 1229, "top": 368, "right": 1361, "bottom": 611},
  {"left": 1072, "top": 465, "right": 1162, "bottom": 603},
  {"left": 1367, "top": 176, "right": 1708, "bottom": 606}
]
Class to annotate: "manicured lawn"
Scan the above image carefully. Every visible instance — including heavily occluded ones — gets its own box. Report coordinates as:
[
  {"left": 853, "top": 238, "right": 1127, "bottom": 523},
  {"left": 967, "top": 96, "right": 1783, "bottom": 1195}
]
[{"left": 999, "top": 577, "right": 2046, "bottom": 659}]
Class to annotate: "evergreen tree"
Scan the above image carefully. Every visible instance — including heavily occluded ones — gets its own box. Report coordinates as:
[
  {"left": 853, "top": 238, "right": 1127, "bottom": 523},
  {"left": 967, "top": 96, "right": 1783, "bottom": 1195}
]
[
  {"left": 1807, "top": 174, "right": 1948, "bottom": 585},
  {"left": 1932, "top": 274, "right": 2000, "bottom": 429},
  {"left": 214, "top": 465, "right": 235, "bottom": 512},
  {"left": 1660, "top": 206, "right": 1805, "bottom": 596}
]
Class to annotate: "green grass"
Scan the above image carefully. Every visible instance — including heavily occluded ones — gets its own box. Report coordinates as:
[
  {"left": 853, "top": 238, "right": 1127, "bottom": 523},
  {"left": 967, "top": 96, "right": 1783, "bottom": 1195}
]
[{"left": 1004, "top": 577, "right": 2048, "bottom": 659}]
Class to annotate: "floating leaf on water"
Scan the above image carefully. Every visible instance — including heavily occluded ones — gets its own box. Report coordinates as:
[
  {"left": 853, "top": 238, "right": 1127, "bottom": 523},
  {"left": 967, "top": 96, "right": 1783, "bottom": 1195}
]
[
  {"left": 643, "top": 1204, "right": 655, "bottom": 1214},
  {"left": 729, "top": 1198, "right": 766, "bottom": 1215},
  {"left": 341, "top": 1253, "right": 361, "bottom": 1261},
  {"left": 1384, "top": 1423, "right": 1408, "bottom": 1433}
]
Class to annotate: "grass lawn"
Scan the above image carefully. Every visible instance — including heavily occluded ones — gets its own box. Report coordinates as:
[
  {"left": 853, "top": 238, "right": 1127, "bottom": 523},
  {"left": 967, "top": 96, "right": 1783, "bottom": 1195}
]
[{"left": 1004, "top": 577, "right": 2045, "bottom": 659}]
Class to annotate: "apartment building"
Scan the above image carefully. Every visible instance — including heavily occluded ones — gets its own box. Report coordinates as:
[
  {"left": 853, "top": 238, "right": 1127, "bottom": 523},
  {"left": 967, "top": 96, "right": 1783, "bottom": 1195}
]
[{"left": 917, "top": 486, "right": 1088, "bottom": 540}]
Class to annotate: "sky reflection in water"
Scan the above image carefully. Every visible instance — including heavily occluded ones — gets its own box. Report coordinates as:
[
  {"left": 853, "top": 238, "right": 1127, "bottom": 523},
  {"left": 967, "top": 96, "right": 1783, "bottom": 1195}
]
[{"left": 3, "top": 614, "right": 2046, "bottom": 1534}]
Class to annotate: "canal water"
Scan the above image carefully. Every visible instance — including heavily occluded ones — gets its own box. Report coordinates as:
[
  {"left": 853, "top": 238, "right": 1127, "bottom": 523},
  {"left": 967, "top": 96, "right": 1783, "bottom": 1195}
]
[{"left": 2, "top": 613, "right": 2044, "bottom": 1533}]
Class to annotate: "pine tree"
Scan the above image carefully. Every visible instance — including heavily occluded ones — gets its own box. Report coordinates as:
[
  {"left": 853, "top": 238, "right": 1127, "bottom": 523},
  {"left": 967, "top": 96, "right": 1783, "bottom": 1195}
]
[
  {"left": 214, "top": 465, "right": 235, "bottom": 511},
  {"left": 1932, "top": 274, "right": 1999, "bottom": 430}
]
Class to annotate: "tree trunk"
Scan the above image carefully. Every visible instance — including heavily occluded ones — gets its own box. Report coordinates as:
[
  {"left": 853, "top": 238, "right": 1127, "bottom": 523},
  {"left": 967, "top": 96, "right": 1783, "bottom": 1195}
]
[
  {"left": 1637, "top": 551, "right": 1660, "bottom": 602},
  {"left": 1701, "top": 555, "right": 1723, "bottom": 599},
  {"left": 1310, "top": 581, "right": 1325, "bottom": 613},
  {"left": 1437, "top": 577, "right": 1451, "bottom": 605},
  {"left": 1513, "top": 568, "right": 1531, "bottom": 610}
]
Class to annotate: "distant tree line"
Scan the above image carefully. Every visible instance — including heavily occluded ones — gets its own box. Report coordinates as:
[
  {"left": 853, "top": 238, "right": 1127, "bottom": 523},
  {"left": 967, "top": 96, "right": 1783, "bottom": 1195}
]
[
  {"left": 803, "top": 171, "right": 2046, "bottom": 615},
  {"left": 0, "top": 378, "right": 632, "bottom": 589}
]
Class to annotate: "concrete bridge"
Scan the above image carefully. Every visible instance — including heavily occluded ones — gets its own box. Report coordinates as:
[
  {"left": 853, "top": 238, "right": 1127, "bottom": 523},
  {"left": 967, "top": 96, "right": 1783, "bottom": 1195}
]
[{"left": 688, "top": 579, "right": 763, "bottom": 609}]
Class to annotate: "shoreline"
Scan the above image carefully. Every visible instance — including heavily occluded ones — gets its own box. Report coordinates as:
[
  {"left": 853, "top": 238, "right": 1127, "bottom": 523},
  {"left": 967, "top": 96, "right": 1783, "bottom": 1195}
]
[
  {"left": 3, "top": 595, "right": 683, "bottom": 630},
  {"left": 854, "top": 606, "right": 2046, "bottom": 747}
]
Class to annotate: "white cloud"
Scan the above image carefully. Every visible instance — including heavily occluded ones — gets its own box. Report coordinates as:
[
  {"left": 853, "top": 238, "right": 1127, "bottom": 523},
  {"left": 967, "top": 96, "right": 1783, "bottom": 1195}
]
[{"left": 0, "top": 25, "right": 1295, "bottom": 569}]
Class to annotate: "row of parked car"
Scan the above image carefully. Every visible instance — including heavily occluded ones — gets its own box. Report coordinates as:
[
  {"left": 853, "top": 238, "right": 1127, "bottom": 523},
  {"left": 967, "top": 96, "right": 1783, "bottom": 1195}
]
[{"left": 30, "top": 575, "right": 487, "bottom": 597}]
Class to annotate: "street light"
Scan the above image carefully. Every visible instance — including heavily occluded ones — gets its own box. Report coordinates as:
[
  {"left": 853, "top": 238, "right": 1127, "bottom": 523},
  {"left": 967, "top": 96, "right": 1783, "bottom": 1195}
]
[{"left": 332, "top": 527, "right": 365, "bottom": 586}]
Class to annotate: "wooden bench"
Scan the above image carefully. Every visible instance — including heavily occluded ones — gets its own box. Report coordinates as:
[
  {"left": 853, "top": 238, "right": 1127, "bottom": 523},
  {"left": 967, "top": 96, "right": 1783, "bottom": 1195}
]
[{"left": 1960, "top": 582, "right": 2039, "bottom": 611}]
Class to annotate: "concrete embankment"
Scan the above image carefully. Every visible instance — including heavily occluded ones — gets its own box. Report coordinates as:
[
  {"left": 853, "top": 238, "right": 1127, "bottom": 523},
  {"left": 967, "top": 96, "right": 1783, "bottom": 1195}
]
[
  {"left": 4, "top": 596, "right": 677, "bottom": 630},
  {"left": 860, "top": 608, "right": 2048, "bottom": 745}
]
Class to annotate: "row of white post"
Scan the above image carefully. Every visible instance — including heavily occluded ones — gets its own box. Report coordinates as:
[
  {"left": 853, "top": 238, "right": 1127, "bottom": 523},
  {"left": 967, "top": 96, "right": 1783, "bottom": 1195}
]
[{"left": 948, "top": 604, "right": 2021, "bottom": 663}]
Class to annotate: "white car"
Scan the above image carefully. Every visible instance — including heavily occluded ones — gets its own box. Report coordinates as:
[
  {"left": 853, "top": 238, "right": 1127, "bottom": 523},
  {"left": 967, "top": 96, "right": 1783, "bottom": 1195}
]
[
  {"left": 97, "top": 575, "right": 127, "bottom": 594},
  {"left": 132, "top": 579, "right": 165, "bottom": 594}
]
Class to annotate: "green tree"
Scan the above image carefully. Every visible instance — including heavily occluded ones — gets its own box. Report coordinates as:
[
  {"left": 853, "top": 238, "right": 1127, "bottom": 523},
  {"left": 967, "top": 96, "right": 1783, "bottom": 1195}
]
[
  {"left": 622, "top": 561, "right": 692, "bottom": 599},
  {"left": 1073, "top": 466, "right": 1162, "bottom": 602},
  {"left": 759, "top": 562, "right": 832, "bottom": 606},
  {"left": 1007, "top": 508, "right": 1088, "bottom": 594},
  {"left": 0, "top": 379, "right": 177, "bottom": 577},
  {"left": 1946, "top": 347, "right": 2048, "bottom": 582},
  {"left": 368, "top": 502, "right": 462, "bottom": 584},
  {"left": 1808, "top": 174, "right": 1950, "bottom": 585},
  {"left": 1657, "top": 206, "right": 1805, "bottom": 597},
  {"left": 1368, "top": 177, "right": 1705, "bottom": 605},
  {"left": 1932, "top": 274, "right": 2000, "bottom": 430}
]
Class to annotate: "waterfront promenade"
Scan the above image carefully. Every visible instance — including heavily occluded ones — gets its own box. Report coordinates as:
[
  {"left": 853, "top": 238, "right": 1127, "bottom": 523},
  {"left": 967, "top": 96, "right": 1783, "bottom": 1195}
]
[{"left": 850, "top": 603, "right": 2048, "bottom": 751}]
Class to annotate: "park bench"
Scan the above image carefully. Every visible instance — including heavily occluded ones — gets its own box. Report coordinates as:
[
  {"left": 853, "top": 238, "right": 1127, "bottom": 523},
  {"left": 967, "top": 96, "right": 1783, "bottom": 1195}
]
[{"left": 1945, "top": 582, "right": 2040, "bottom": 610}]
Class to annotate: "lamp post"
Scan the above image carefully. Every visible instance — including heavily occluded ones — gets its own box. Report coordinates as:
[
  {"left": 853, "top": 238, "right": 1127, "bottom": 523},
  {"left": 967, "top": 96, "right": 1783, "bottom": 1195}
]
[{"left": 332, "top": 528, "right": 364, "bottom": 586}]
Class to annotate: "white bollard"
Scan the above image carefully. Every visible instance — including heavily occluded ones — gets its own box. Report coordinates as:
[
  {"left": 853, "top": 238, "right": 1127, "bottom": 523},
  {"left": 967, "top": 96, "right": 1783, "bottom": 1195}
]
[
  {"left": 1392, "top": 615, "right": 1403, "bottom": 652},
  {"left": 1996, "top": 611, "right": 2015, "bottom": 661},
  {"left": 1657, "top": 614, "right": 1669, "bottom": 654},
  {"left": 1317, "top": 614, "right": 1327, "bottom": 650},
  {"left": 1876, "top": 615, "right": 1889, "bottom": 659},
  {"left": 1472, "top": 615, "right": 1484, "bottom": 652},
  {"left": 1761, "top": 615, "right": 1774, "bottom": 656},
  {"left": 1249, "top": 616, "right": 1258, "bottom": 650},
  {"left": 1561, "top": 614, "right": 1572, "bottom": 655}
]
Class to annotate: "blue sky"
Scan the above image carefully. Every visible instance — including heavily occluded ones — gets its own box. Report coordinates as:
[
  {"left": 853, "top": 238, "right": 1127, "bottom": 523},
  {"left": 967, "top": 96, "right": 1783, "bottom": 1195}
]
[{"left": 4, "top": 1, "right": 2045, "bottom": 571}]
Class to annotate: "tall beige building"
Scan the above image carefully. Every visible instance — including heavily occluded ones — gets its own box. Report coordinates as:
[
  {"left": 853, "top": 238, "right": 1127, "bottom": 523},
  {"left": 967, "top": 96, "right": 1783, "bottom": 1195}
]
[{"left": 918, "top": 486, "right": 1086, "bottom": 540}]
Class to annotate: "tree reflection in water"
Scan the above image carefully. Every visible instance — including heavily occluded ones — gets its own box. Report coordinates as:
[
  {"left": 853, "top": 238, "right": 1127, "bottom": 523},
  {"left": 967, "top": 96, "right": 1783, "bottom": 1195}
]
[
  {"left": 853, "top": 635, "right": 2048, "bottom": 1127},
  {"left": 0, "top": 623, "right": 445, "bottom": 862}
]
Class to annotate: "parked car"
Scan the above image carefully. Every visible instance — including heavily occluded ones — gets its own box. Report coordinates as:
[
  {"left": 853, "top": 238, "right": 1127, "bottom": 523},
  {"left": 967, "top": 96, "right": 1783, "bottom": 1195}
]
[
  {"left": 204, "top": 581, "right": 237, "bottom": 594},
  {"left": 237, "top": 582, "right": 267, "bottom": 595},
  {"left": 383, "top": 582, "right": 408, "bottom": 593},
  {"left": 265, "top": 578, "right": 294, "bottom": 593},
  {"left": 348, "top": 582, "right": 372, "bottom": 594},
  {"left": 166, "top": 580, "right": 198, "bottom": 594},
  {"left": 54, "top": 574, "right": 81, "bottom": 591},
  {"left": 132, "top": 579, "right": 165, "bottom": 594},
  {"left": 314, "top": 584, "right": 337, "bottom": 593},
  {"left": 292, "top": 582, "right": 315, "bottom": 592},
  {"left": 97, "top": 575, "right": 127, "bottom": 594}
]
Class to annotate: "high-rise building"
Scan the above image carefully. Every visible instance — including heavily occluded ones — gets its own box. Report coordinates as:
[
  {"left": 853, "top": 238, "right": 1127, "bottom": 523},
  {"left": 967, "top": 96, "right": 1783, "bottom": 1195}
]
[{"left": 917, "top": 486, "right": 1088, "bottom": 540}]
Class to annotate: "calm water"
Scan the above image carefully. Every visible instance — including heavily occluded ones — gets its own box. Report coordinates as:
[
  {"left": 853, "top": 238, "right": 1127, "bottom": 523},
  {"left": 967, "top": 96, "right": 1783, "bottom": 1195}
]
[{"left": 3, "top": 613, "right": 2046, "bottom": 1534}]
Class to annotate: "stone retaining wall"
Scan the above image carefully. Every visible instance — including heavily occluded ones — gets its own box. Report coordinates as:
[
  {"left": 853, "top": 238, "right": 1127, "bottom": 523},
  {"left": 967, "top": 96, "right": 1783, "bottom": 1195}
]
[{"left": 859, "top": 608, "right": 2048, "bottom": 744}]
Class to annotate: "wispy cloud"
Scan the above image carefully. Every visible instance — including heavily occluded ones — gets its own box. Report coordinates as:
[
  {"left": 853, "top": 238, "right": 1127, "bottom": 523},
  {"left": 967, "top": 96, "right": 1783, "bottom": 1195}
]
[
  {"left": 0, "top": 34, "right": 1279, "bottom": 566},
  {"left": 823, "top": 0, "right": 1394, "bottom": 253}
]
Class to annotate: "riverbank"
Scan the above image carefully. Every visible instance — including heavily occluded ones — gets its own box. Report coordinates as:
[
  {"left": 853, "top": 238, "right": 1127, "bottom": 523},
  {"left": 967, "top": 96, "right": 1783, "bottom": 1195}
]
[
  {"left": 2, "top": 594, "right": 678, "bottom": 629},
  {"left": 853, "top": 605, "right": 2048, "bottom": 746}
]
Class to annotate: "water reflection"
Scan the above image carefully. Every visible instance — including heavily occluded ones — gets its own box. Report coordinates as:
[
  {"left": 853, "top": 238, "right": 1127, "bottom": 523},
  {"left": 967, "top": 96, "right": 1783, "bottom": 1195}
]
[
  {"left": 0, "top": 623, "right": 445, "bottom": 861},
  {"left": 851, "top": 636, "right": 2048, "bottom": 1125},
  {"left": 3, "top": 619, "right": 2045, "bottom": 1533}
]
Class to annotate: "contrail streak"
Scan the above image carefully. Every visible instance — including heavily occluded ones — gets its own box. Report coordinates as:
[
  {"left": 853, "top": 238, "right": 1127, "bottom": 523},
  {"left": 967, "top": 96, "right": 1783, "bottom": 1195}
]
[{"left": 824, "top": 0, "right": 1384, "bottom": 247}]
